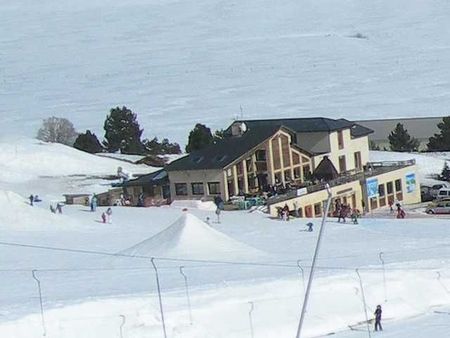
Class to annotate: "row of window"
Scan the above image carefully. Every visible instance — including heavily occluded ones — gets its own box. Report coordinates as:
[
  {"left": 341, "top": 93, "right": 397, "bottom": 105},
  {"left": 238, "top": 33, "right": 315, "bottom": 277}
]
[
  {"left": 378, "top": 179, "right": 402, "bottom": 197},
  {"left": 175, "top": 182, "right": 221, "bottom": 196}
]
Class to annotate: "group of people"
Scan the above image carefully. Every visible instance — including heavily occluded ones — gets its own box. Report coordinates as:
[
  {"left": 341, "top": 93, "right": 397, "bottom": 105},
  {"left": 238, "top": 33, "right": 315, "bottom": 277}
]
[
  {"left": 28, "top": 194, "right": 41, "bottom": 206},
  {"left": 277, "top": 204, "right": 291, "bottom": 221},
  {"left": 388, "top": 199, "right": 406, "bottom": 219},
  {"left": 334, "top": 200, "right": 361, "bottom": 224}
]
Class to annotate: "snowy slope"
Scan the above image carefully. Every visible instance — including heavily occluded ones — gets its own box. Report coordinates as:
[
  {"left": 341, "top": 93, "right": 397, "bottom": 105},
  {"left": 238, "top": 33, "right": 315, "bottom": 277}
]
[
  {"left": 2, "top": 0, "right": 450, "bottom": 144},
  {"left": 0, "top": 138, "right": 153, "bottom": 183}
]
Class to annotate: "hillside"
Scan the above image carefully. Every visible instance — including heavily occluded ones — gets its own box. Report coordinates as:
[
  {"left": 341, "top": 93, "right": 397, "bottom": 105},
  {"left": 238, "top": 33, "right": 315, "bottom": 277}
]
[{"left": 1, "top": 0, "right": 450, "bottom": 144}]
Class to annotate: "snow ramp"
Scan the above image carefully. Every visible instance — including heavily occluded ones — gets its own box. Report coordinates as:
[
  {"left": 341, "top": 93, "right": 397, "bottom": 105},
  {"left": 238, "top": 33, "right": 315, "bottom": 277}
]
[{"left": 119, "top": 213, "right": 264, "bottom": 261}]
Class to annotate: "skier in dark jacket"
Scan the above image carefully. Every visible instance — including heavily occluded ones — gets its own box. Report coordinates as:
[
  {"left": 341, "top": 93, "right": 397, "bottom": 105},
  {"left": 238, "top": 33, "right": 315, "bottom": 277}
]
[{"left": 374, "top": 304, "right": 382, "bottom": 331}]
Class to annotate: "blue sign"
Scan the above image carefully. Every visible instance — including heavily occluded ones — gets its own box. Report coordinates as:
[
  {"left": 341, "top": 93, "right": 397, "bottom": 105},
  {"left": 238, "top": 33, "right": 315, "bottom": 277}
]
[
  {"left": 406, "top": 173, "right": 416, "bottom": 193},
  {"left": 366, "top": 178, "right": 379, "bottom": 198}
]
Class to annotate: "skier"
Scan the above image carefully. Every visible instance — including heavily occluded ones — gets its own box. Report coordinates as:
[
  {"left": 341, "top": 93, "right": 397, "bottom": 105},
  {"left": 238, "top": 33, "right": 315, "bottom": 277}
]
[
  {"left": 374, "top": 304, "right": 383, "bottom": 331},
  {"left": 49, "top": 204, "right": 56, "bottom": 213},
  {"left": 29, "top": 194, "right": 34, "bottom": 206},
  {"left": 90, "top": 194, "right": 98, "bottom": 212},
  {"left": 56, "top": 202, "right": 63, "bottom": 214},
  {"left": 106, "top": 207, "right": 112, "bottom": 223},
  {"left": 101, "top": 212, "right": 107, "bottom": 223},
  {"left": 306, "top": 222, "right": 313, "bottom": 232},
  {"left": 388, "top": 199, "right": 394, "bottom": 213},
  {"left": 282, "top": 204, "right": 290, "bottom": 221},
  {"left": 350, "top": 208, "right": 359, "bottom": 224},
  {"left": 338, "top": 204, "right": 348, "bottom": 223}
]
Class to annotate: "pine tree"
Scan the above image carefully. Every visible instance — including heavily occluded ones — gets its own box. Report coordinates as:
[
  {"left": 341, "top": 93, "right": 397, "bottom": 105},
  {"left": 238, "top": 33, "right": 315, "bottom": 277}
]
[
  {"left": 441, "top": 162, "right": 450, "bottom": 181},
  {"left": 388, "top": 123, "right": 419, "bottom": 152},
  {"left": 142, "top": 137, "right": 181, "bottom": 155},
  {"left": 73, "top": 130, "right": 103, "bottom": 153},
  {"left": 427, "top": 116, "right": 450, "bottom": 152},
  {"left": 185, "top": 123, "right": 213, "bottom": 153},
  {"left": 103, "top": 106, "right": 144, "bottom": 154}
]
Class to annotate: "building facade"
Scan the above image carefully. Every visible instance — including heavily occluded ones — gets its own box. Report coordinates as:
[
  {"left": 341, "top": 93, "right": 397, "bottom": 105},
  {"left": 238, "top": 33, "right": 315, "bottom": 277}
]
[{"left": 166, "top": 117, "right": 421, "bottom": 216}]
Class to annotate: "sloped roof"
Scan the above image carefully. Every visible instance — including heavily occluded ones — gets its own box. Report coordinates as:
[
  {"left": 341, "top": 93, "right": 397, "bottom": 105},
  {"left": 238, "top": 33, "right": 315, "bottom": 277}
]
[
  {"left": 166, "top": 117, "right": 372, "bottom": 172},
  {"left": 313, "top": 156, "right": 339, "bottom": 181},
  {"left": 239, "top": 117, "right": 354, "bottom": 133},
  {"left": 166, "top": 124, "right": 282, "bottom": 171},
  {"left": 121, "top": 169, "right": 168, "bottom": 186}
]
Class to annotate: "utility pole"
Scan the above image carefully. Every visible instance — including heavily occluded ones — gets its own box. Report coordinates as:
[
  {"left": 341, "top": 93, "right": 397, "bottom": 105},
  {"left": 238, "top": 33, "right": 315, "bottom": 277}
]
[{"left": 296, "top": 184, "right": 332, "bottom": 338}]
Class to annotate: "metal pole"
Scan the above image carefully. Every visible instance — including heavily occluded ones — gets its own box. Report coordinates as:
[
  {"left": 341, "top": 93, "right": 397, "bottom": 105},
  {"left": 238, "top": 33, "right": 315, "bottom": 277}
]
[
  {"left": 356, "top": 269, "right": 372, "bottom": 338},
  {"left": 379, "top": 252, "right": 387, "bottom": 302},
  {"left": 151, "top": 258, "right": 168, "bottom": 338},
  {"left": 119, "top": 314, "right": 126, "bottom": 338},
  {"left": 179, "top": 266, "right": 193, "bottom": 324},
  {"left": 296, "top": 184, "right": 332, "bottom": 338},
  {"left": 296, "top": 259, "right": 305, "bottom": 295},
  {"left": 32, "top": 269, "right": 46, "bottom": 337},
  {"left": 248, "top": 301, "right": 255, "bottom": 338}
]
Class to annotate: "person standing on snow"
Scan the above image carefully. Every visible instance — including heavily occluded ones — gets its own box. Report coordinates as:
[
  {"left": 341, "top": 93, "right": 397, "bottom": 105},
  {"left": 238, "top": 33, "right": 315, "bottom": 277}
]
[
  {"left": 101, "top": 212, "right": 107, "bottom": 223},
  {"left": 106, "top": 207, "right": 113, "bottom": 223},
  {"left": 29, "top": 194, "right": 34, "bottom": 206},
  {"left": 374, "top": 304, "right": 383, "bottom": 331}
]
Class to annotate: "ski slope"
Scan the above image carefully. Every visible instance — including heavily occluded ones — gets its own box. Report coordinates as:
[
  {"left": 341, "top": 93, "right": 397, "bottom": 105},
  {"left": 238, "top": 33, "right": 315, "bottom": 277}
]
[{"left": 1, "top": 0, "right": 450, "bottom": 144}]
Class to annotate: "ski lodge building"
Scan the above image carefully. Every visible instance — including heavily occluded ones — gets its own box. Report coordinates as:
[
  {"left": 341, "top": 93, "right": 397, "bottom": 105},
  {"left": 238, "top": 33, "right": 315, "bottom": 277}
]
[{"left": 166, "top": 117, "right": 421, "bottom": 217}]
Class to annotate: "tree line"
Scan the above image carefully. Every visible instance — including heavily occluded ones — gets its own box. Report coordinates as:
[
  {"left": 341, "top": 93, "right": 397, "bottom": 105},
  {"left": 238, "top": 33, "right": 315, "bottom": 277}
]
[
  {"left": 36, "top": 106, "right": 224, "bottom": 156},
  {"left": 369, "top": 117, "right": 450, "bottom": 152}
]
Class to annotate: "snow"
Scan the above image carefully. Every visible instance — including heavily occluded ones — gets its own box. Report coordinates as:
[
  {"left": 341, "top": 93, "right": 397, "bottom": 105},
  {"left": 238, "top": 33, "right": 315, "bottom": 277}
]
[
  {"left": 2, "top": 0, "right": 450, "bottom": 334},
  {"left": 2, "top": 0, "right": 450, "bottom": 145},
  {"left": 0, "top": 140, "right": 449, "bottom": 336},
  {"left": 370, "top": 150, "right": 448, "bottom": 185},
  {"left": 119, "top": 213, "right": 264, "bottom": 260},
  {"left": 170, "top": 200, "right": 217, "bottom": 211}
]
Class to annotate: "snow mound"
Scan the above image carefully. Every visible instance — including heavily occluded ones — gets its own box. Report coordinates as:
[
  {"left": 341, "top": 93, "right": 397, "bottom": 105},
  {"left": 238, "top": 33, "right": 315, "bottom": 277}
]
[
  {"left": 0, "top": 138, "right": 153, "bottom": 183},
  {"left": 0, "top": 190, "right": 79, "bottom": 230},
  {"left": 170, "top": 200, "right": 217, "bottom": 211},
  {"left": 120, "top": 213, "right": 264, "bottom": 260}
]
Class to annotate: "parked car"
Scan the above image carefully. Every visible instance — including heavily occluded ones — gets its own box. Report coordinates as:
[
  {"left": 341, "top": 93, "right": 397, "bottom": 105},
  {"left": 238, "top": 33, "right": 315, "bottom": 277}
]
[
  {"left": 430, "top": 183, "right": 450, "bottom": 198},
  {"left": 436, "top": 187, "right": 450, "bottom": 200},
  {"left": 425, "top": 200, "right": 450, "bottom": 214}
]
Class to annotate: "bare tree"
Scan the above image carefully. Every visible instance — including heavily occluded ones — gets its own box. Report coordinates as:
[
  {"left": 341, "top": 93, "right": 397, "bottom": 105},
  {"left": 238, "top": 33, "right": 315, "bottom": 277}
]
[{"left": 36, "top": 116, "right": 78, "bottom": 146}]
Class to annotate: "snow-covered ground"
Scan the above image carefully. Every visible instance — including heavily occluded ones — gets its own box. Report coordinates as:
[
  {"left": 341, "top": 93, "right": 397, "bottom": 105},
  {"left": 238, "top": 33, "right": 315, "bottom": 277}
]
[
  {"left": 1, "top": 0, "right": 450, "bottom": 144},
  {"left": 0, "top": 140, "right": 449, "bottom": 337}
]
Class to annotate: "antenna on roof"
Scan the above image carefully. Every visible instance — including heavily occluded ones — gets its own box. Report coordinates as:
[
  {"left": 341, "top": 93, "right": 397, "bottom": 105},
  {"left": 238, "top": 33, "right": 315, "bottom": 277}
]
[{"left": 240, "top": 105, "right": 244, "bottom": 119}]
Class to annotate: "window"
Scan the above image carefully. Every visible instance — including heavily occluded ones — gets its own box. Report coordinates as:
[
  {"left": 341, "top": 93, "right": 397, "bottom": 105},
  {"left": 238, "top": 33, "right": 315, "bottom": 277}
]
[
  {"left": 395, "top": 179, "right": 402, "bottom": 192},
  {"left": 175, "top": 183, "right": 188, "bottom": 196},
  {"left": 354, "top": 151, "right": 362, "bottom": 170},
  {"left": 339, "top": 155, "right": 346, "bottom": 173},
  {"left": 191, "top": 182, "right": 204, "bottom": 195},
  {"left": 387, "top": 182, "right": 394, "bottom": 194},
  {"left": 378, "top": 184, "right": 385, "bottom": 197},
  {"left": 303, "top": 165, "right": 311, "bottom": 179},
  {"left": 294, "top": 167, "right": 301, "bottom": 179},
  {"left": 314, "top": 203, "right": 322, "bottom": 217},
  {"left": 255, "top": 150, "right": 266, "bottom": 161},
  {"left": 208, "top": 182, "right": 220, "bottom": 195},
  {"left": 338, "top": 130, "right": 344, "bottom": 149}
]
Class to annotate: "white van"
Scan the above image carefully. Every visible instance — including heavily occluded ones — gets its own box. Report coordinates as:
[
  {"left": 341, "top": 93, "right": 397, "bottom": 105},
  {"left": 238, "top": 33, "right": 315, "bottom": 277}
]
[{"left": 436, "top": 188, "right": 450, "bottom": 200}]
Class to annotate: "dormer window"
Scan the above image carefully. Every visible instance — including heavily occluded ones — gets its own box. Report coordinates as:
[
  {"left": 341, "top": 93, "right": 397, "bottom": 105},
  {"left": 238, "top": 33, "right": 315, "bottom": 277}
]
[{"left": 338, "top": 130, "right": 344, "bottom": 149}]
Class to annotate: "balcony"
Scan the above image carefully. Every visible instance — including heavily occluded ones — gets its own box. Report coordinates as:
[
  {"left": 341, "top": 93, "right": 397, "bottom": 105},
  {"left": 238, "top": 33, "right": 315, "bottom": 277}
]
[{"left": 267, "top": 159, "right": 416, "bottom": 206}]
